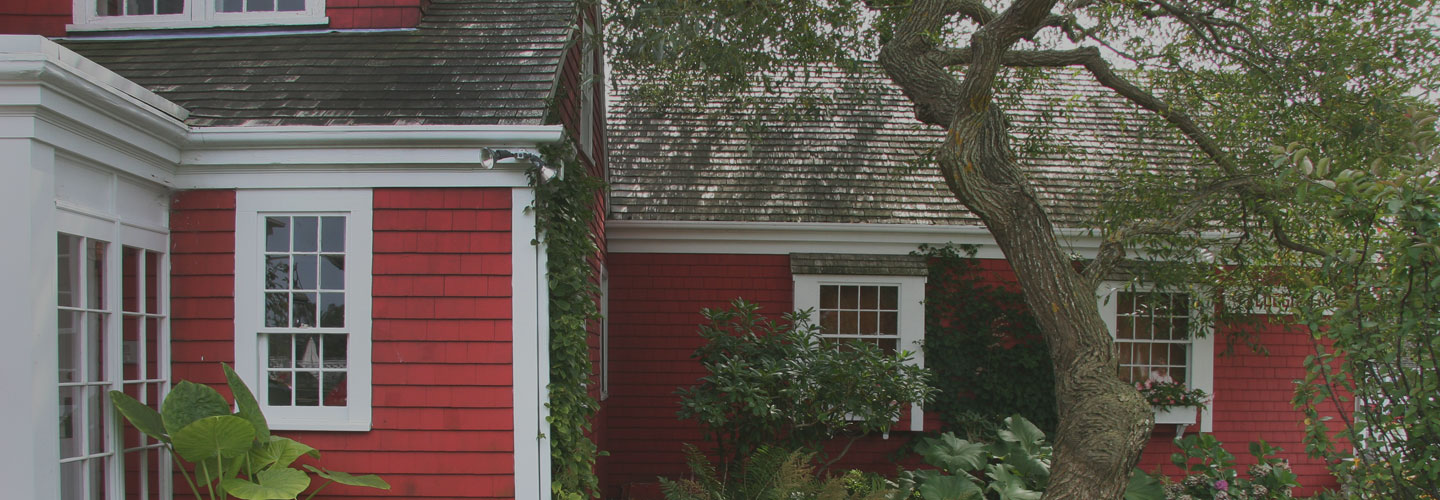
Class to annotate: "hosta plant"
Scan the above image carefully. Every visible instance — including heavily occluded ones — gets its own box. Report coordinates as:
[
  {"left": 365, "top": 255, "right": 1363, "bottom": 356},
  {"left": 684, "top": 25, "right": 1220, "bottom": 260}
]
[{"left": 109, "top": 364, "right": 389, "bottom": 500}]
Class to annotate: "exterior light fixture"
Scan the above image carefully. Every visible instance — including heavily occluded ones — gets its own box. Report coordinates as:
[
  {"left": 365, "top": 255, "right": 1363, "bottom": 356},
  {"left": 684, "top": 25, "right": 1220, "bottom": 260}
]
[{"left": 480, "top": 148, "right": 561, "bottom": 181}]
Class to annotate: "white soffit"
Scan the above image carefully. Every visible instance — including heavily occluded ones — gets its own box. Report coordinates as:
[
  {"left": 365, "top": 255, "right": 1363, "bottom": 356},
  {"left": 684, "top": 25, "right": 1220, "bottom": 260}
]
[{"left": 607, "top": 220, "right": 1106, "bottom": 259}]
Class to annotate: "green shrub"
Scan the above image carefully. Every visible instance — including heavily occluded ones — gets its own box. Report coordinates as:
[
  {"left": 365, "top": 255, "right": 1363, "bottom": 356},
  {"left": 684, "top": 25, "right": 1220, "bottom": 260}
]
[
  {"left": 1164, "top": 434, "right": 1300, "bottom": 500},
  {"left": 677, "top": 298, "right": 932, "bottom": 471},
  {"left": 109, "top": 364, "right": 388, "bottom": 500},
  {"left": 659, "top": 445, "right": 894, "bottom": 500}
]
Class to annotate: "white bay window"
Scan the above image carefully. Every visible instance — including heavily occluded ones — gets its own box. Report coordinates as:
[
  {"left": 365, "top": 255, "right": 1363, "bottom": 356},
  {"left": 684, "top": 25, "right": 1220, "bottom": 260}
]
[{"left": 71, "top": 0, "right": 326, "bottom": 31}]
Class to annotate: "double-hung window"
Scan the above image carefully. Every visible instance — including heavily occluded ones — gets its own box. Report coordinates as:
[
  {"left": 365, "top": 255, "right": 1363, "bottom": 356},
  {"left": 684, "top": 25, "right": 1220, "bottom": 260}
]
[
  {"left": 235, "top": 190, "right": 371, "bottom": 431},
  {"left": 791, "top": 253, "right": 927, "bottom": 430},
  {"left": 70, "top": 0, "right": 326, "bottom": 31},
  {"left": 1097, "top": 283, "right": 1214, "bottom": 429}
]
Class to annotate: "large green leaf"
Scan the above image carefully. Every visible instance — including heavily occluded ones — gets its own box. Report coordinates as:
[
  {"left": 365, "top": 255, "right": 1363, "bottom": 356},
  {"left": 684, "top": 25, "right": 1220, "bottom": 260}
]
[
  {"left": 172, "top": 415, "right": 255, "bottom": 463},
  {"left": 987, "top": 465, "right": 1043, "bottom": 500},
  {"left": 222, "top": 468, "right": 311, "bottom": 500},
  {"left": 1124, "top": 469, "right": 1165, "bottom": 500},
  {"left": 303, "top": 465, "right": 391, "bottom": 490},
  {"left": 196, "top": 455, "right": 244, "bottom": 486},
  {"left": 998, "top": 415, "right": 1047, "bottom": 456},
  {"left": 916, "top": 475, "right": 983, "bottom": 500},
  {"left": 223, "top": 364, "right": 270, "bottom": 442},
  {"left": 162, "top": 381, "right": 232, "bottom": 435},
  {"left": 109, "top": 391, "right": 169, "bottom": 444},
  {"left": 252, "top": 436, "right": 319, "bottom": 469},
  {"left": 917, "top": 433, "right": 988, "bottom": 474}
]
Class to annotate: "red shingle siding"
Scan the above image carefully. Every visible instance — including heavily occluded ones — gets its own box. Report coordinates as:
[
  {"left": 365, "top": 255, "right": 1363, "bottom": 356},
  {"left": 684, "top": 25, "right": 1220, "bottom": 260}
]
[
  {"left": 169, "top": 190, "right": 237, "bottom": 387},
  {"left": 170, "top": 187, "right": 517, "bottom": 499},
  {"left": 0, "top": 0, "right": 69, "bottom": 36},
  {"left": 604, "top": 253, "right": 1342, "bottom": 496},
  {"left": 1138, "top": 318, "right": 1344, "bottom": 495},
  {"left": 326, "top": 0, "right": 423, "bottom": 29}
]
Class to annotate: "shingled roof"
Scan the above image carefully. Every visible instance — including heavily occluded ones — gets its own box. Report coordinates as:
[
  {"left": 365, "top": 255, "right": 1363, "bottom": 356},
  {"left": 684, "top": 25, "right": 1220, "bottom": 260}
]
[
  {"left": 608, "top": 67, "right": 1199, "bottom": 228},
  {"left": 61, "top": 0, "right": 574, "bottom": 126}
]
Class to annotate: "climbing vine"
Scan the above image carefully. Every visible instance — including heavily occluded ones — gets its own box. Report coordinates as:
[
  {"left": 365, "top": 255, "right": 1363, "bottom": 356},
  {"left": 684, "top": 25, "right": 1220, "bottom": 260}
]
[
  {"left": 534, "top": 139, "right": 605, "bottom": 500},
  {"left": 917, "top": 244, "right": 1058, "bottom": 438}
]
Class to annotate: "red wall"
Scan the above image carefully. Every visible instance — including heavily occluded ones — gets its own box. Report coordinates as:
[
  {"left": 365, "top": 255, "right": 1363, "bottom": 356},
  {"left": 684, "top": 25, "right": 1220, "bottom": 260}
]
[
  {"left": 0, "top": 0, "right": 422, "bottom": 36},
  {"left": 170, "top": 187, "right": 516, "bottom": 499},
  {"left": 603, "top": 253, "right": 1341, "bottom": 497}
]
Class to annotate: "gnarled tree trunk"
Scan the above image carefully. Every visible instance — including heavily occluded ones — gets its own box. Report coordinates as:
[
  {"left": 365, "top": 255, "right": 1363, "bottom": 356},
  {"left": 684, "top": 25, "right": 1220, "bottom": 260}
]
[{"left": 880, "top": 0, "right": 1156, "bottom": 497}]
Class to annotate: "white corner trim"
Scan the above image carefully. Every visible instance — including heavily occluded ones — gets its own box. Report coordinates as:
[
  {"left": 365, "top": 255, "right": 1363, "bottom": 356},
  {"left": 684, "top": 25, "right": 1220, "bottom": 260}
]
[
  {"left": 187, "top": 125, "right": 564, "bottom": 148},
  {"left": 0, "top": 35, "right": 188, "bottom": 121},
  {"left": 511, "top": 187, "right": 550, "bottom": 500}
]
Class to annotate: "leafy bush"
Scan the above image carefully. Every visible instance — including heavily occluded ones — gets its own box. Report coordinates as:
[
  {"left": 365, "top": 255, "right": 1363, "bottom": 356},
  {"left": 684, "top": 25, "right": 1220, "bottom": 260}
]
[
  {"left": 1165, "top": 434, "right": 1299, "bottom": 500},
  {"left": 659, "top": 445, "right": 893, "bottom": 500},
  {"left": 895, "top": 415, "right": 1164, "bottom": 500},
  {"left": 109, "top": 364, "right": 388, "bottom": 500},
  {"left": 916, "top": 244, "right": 1057, "bottom": 439},
  {"left": 676, "top": 298, "right": 932, "bottom": 471}
]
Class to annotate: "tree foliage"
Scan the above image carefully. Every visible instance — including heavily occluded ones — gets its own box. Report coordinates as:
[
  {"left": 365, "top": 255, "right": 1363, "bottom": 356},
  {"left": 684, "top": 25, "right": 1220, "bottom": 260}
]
[{"left": 609, "top": 0, "right": 1440, "bottom": 497}]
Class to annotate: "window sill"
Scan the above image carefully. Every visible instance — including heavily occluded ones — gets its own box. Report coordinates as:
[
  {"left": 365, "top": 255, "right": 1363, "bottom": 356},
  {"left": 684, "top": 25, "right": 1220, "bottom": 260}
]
[
  {"left": 67, "top": 16, "right": 327, "bottom": 33},
  {"left": 1154, "top": 406, "right": 1198, "bottom": 425},
  {"left": 266, "top": 418, "right": 370, "bottom": 432}
]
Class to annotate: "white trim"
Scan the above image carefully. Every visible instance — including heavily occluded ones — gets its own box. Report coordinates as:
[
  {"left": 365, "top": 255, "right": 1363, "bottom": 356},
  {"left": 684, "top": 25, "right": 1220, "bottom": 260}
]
[
  {"left": 234, "top": 189, "right": 373, "bottom": 431},
  {"left": 187, "top": 125, "right": 564, "bottom": 147},
  {"left": 1096, "top": 282, "right": 1214, "bottom": 432},
  {"left": 511, "top": 187, "right": 549, "bottom": 500},
  {"left": 793, "top": 274, "right": 927, "bottom": 431},
  {"left": 608, "top": 220, "right": 1104, "bottom": 258},
  {"left": 177, "top": 166, "right": 532, "bottom": 190}
]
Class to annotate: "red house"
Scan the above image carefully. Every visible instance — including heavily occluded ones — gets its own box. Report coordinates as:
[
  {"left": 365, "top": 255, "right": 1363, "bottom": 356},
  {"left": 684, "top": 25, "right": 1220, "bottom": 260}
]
[
  {"left": 0, "top": 1, "right": 605, "bottom": 499},
  {"left": 0, "top": 1, "right": 1345, "bottom": 499},
  {"left": 599, "top": 69, "right": 1346, "bottom": 497}
]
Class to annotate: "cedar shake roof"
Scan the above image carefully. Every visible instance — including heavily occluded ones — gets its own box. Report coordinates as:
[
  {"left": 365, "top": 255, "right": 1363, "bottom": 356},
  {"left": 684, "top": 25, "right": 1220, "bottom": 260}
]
[
  {"left": 790, "top": 253, "right": 929, "bottom": 277},
  {"left": 60, "top": 0, "right": 574, "bottom": 126},
  {"left": 609, "top": 67, "right": 1198, "bottom": 228}
]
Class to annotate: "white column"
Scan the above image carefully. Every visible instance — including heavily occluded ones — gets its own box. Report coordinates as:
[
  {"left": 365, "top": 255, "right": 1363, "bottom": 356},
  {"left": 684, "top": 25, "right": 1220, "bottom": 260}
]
[
  {"left": 0, "top": 138, "right": 58, "bottom": 500},
  {"left": 512, "top": 186, "right": 551, "bottom": 499}
]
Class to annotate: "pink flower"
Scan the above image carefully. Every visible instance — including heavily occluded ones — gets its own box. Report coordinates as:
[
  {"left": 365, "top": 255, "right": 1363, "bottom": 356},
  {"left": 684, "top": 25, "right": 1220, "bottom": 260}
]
[{"left": 1214, "top": 479, "right": 1229, "bottom": 491}]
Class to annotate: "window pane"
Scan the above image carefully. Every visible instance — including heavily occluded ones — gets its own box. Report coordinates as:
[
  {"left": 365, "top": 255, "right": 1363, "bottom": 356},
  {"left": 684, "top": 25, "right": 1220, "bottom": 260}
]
[
  {"left": 860, "top": 311, "right": 877, "bottom": 335},
  {"left": 266, "top": 256, "right": 289, "bottom": 290},
  {"left": 87, "top": 387, "right": 107, "bottom": 454},
  {"left": 60, "top": 461, "right": 80, "bottom": 500},
  {"left": 1117, "top": 342, "right": 1133, "bottom": 366},
  {"left": 839, "top": 311, "right": 857, "bottom": 334},
  {"left": 268, "top": 334, "right": 292, "bottom": 369},
  {"left": 86, "top": 313, "right": 105, "bottom": 382},
  {"left": 268, "top": 371, "right": 291, "bottom": 406},
  {"left": 265, "top": 217, "right": 289, "bottom": 252},
  {"left": 292, "top": 254, "right": 317, "bottom": 290},
  {"left": 820, "top": 285, "right": 837, "bottom": 309},
  {"left": 59, "top": 311, "right": 79, "bottom": 383},
  {"left": 247, "top": 0, "right": 274, "bottom": 11},
  {"left": 132, "top": 0, "right": 154, "bottom": 16},
  {"left": 145, "top": 250, "right": 161, "bottom": 314},
  {"left": 293, "top": 216, "right": 318, "bottom": 252},
  {"left": 320, "top": 255, "right": 344, "bottom": 290},
  {"left": 321, "top": 216, "right": 345, "bottom": 252},
  {"left": 145, "top": 318, "right": 162, "bottom": 380},
  {"left": 879, "top": 312, "right": 897, "bottom": 335},
  {"left": 819, "top": 311, "right": 837, "bottom": 334},
  {"left": 277, "top": 0, "right": 304, "bottom": 11},
  {"left": 218, "top": 0, "right": 244, "bottom": 13},
  {"left": 319, "top": 293, "right": 344, "bottom": 328},
  {"left": 839, "top": 286, "right": 858, "bottom": 309},
  {"left": 1170, "top": 344, "right": 1188, "bottom": 369},
  {"left": 323, "top": 334, "right": 347, "bottom": 368},
  {"left": 878, "top": 338, "right": 897, "bottom": 355},
  {"left": 158, "top": 0, "right": 183, "bottom": 14},
  {"left": 58, "top": 234, "right": 79, "bottom": 308},
  {"left": 123, "top": 247, "right": 140, "bottom": 313},
  {"left": 292, "top": 292, "right": 316, "bottom": 328},
  {"left": 295, "top": 372, "right": 320, "bottom": 406},
  {"left": 59, "top": 386, "right": 82, "bottom": 458},
  {"left": 296, "top": 334, "right": 320, "bottom": 368},
  {"left": 265, "top": 292, "right": 289, "bottom": 328},
  {"left": 323, "top": 372, "right": 347, "bottom": 406},
  {"left": 123, "top": 316, "right": 140, "bottom": 381},
  {"left": 86, "top": 240, "right": 106, "bottom": 309}
]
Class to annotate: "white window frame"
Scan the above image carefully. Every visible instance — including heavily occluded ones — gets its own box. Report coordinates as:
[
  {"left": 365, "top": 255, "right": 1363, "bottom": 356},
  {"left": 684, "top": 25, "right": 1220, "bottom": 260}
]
[
  {"left": 69, "top": 0, "right": 326, "bottom": 32},
  {"left": 1097, "top": 282, "right": 1214, "bottom": 431},
  {"left": 235, "top": 189, "right": 371, "bottom": 431},
  {"left": 794, "top": 274, "right": 926, "bottom": 431}
]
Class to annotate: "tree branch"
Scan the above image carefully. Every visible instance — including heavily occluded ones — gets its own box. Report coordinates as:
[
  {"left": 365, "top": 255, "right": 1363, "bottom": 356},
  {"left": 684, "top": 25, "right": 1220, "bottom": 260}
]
[{"left": 1083, "top": 176, "right": 1256, "bottom": 283}]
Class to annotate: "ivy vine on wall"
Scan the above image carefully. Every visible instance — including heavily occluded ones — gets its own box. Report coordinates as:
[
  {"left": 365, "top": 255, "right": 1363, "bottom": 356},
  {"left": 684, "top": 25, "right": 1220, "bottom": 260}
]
[
  {"left": 535, "top": 140, "right": 605, "bottom": 499},
  {"left": 918, "top": 244, "right": 1059, "bottom": 438}
]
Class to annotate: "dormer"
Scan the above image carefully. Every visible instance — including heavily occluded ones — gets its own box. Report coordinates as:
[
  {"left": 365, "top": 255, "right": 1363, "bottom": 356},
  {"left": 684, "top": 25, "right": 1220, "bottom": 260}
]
[{"left": 0, "top": 0, "right": 422, "bottom": 36}]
